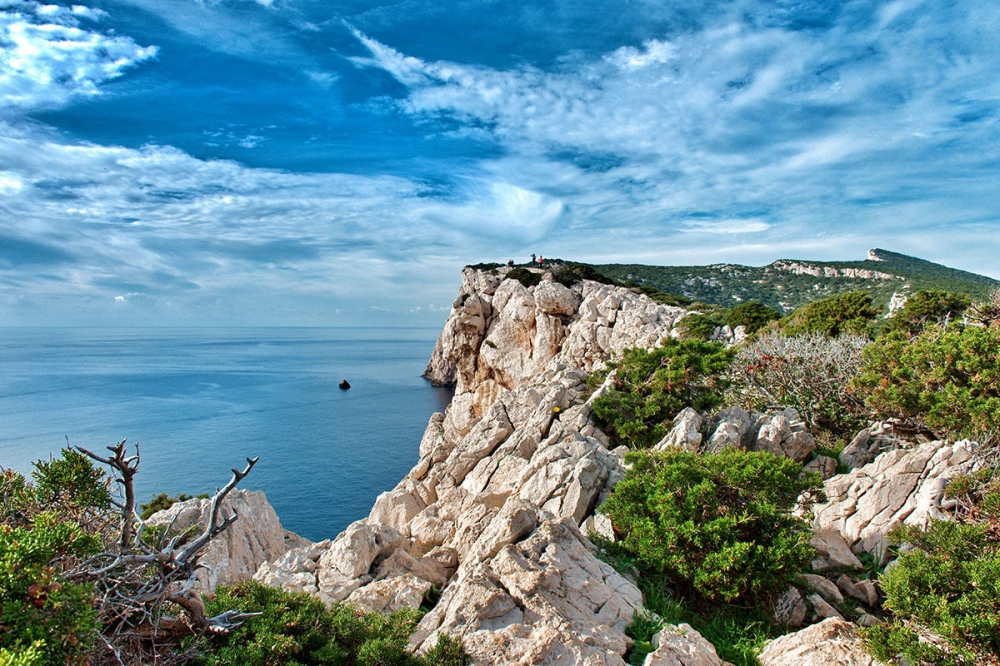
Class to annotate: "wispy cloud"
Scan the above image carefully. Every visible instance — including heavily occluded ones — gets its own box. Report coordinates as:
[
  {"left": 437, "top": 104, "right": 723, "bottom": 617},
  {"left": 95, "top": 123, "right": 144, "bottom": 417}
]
[{"left": 0, "top": 2, "right": 157, "bottom": 111}]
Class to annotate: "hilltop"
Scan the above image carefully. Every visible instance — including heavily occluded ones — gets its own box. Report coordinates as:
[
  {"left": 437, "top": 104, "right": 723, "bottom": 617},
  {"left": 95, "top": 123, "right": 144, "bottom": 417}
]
[{"left": 592, "top": 248, "right": 997, "bottom": 313}]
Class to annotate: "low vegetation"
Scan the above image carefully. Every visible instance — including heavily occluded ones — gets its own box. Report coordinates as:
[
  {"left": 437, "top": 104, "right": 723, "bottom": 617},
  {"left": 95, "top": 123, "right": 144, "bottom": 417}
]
[
  {"left": 0, "top": 449, "right": 469, "bottom": 665},
  {"left": 200, "top": 581, "right": 469, "bottom": 666},
  {"left": 853, "top": 322, "right": 1000, "bottom": 442},
  {"left": 589, "top": 339, "right": 734, "bottom": 449},
  {"left": 600, "top": 448, "right": 821, "bottom": 603}
]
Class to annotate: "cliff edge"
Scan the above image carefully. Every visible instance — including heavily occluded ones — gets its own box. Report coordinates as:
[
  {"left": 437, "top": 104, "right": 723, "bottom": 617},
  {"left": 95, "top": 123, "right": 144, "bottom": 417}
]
[{"left": 257, "top": 266, "right": 700, "bottom": 665}]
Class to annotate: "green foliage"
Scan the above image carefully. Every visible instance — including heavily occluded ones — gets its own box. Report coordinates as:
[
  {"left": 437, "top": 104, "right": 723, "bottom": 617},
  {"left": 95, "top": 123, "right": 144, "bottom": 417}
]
[
  {"left": 0, "top": 508, "right": 101, "bottom": 665},
  {"left": 600, "top": 448, "right": 820, "bottom": 602},
  {"left": 884, "top": 290, "right": 971, "bottom": 336},
  {"left": 31, "top": 448, "right": 111, "bottom": 517},
  {"left": 780, "top": 291, "right": 877, "bottom": 337},
  {"left": 725, "top": 332, "right": 869, "bottom": 435},
  {"left": 594, "top": 250, "right": 997, "bottom": 314},
  {"left": 201, "top": 580, "right": 469, "bottom": 666},
  {"left": 725, "top": 301, "right": 781, "bottom": 335},
  {"left": 861, "top": 520, "right": 1000, "bottom": 665},
  {"left": 624, "top": 282, "right": 692, "bottom": 307},
  {"left": 505, "top": 267, "right": 542, "bottom": 288},
  {"left": 590, "top": 339, "right": 734, "bottom": 449},
  {"left": 617, "top": 568, "right": 777, "bottom": 666},
  {"left": 677, "top": 310, "right": 727, "bottom": 341},
  {"left": 139, "top": 492, "right": 208, "bottom": 520},
  {"left": 852, "top": 324, "right": 1000, "bottom": 440},
  {"left": 551, "top": 263, "right": 615, "bottom": 287},
  {"left": 0, "top": 642, "right": 44, "bottom": 666}
]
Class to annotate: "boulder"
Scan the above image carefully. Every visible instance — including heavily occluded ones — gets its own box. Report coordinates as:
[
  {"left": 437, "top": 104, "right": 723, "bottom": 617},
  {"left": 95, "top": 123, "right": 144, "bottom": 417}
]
[
  {"left": 705, "top": 406, "right": 753, "bottom": 453},
  {"left": 146, "top": 489, "right": 286, "bottom": 595},
  {"left": 643, "top": 624, "right": 724, "bottom": 666},
  {"left": 803, "top": 455, "right": 838, "bottom": 480},
  {"left": 758, "top": 618, "right": 881, "bottom": 666},
  {"left": 655, "top": 407, "right": 703, "bottom": 452},
  {"left": 813, "top": 440, "right": 975, "bottom": 560},
  {"left": 797, "top": 573, "right": 844, "bottom": 606},
  {"left": 752, "top": 409, "right": 815, "bottom": 462},
  {"left": 347, "top": 573, "right": 432, "bottom": 614},
  {"left": 810, "top": 528, "right": 863, "bottom": 572},
  {"left": 771, "top": 586, "right": 807, "bottom": 628},
  {"left": 411, "top": 519, "right": 642, "bottom": 665}
]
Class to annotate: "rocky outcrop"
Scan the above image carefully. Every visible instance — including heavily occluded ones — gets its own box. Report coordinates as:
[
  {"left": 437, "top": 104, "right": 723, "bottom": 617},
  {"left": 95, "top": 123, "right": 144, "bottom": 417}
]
[
  {"left": 771, "top": 260, "right": 896, "bottom": 281},
  {"left": 813, "top": 439, "right": 975, "bottom": 561},
  {"left": 257, "top": 268, "right": 693, "bottom": 665},
  {"left": 642, "top": 624, "right": 724, "bottom": 666},
  {"left": 758, "top": 618, "right": 882, "bottom": 666},
  {"left": 751, "top": 408, "right": 815, "bottom": 463},
  {"left": 147, "top": 489, "right": 287, "bottom": 594}
]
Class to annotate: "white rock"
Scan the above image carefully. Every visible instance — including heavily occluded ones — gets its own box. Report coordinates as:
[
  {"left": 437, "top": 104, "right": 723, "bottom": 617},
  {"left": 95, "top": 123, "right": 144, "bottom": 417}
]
[
  {"left": 752, "top": 408, "right": 815, "bottom": 462},
  {"left": 759, "top": 618, "right": 880, "bottom": 666},
  {"left": 643, "top": 623, "right": 723, "bottom": 666},
  {"left": 146, "top": 489, "right": 286, "bottom": 595},
  {"left": 655, "top": 407, "right": 703, "bottom": 452},
  {"left": 347, "top": 573, "right": 432, "bottom": 614},
  {"left": 771, "top": 586, "right": 807, "bottom": 628}
]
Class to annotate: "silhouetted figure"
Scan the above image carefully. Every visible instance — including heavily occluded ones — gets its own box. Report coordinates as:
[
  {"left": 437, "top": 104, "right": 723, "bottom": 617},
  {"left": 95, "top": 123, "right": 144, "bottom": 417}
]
[
  {"left": 508, "top": 259, "right": 514, "bottom": 267},
  {"left": 339, "top": 380, "right": 351, "bottom": 390},
  {"left": 531, "top": 253, "right": 536, "bottom": 264}
]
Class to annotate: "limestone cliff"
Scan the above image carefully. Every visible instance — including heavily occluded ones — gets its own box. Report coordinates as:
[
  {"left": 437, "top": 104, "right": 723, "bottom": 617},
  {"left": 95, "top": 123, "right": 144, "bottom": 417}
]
[{"left": 257, "top": 266, "right": 706, "bottom": 665}]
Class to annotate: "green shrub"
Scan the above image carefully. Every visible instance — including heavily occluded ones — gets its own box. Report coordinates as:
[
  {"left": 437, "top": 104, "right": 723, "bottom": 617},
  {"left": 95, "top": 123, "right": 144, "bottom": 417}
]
[
  {"left": 677, "top": 311, "right": 728, "bottom": 341},
  {"left": 590, "top": 339, "right": 734, "bottom": 449},
  {"left": 725, "top": 332, "right": 869, "bottom": 435},
  {"left": 884, "top": 290, "right": 971, "bottom": 337},
  {"left": 861, "top": 520, "right": 1000, "bottom": 665},
  {"left": 505, "top": 267, "right": 542, "bottom": 288},
  {"left": 31, "top": 448, "right": 111, "bottom": 520},
  {"left": 0, "top": 508, "right": 101, "bottom": 665},
  {"left": 600, "top": 448, "right": 820, "bottom": 602},
  {"left": 201, "top": 580, "right": 469, "bottom": 666},
  {"left": 852, "top": 323, "right": 1000, "bottom": 440},
  {"left": 780, "top": 291, "right": 877, "bottom": 337},
  {"left": 551, "top": 263, "right": 615, "bottom": 287},
  {"left": 725, "top": 301, "right": 781, "bottom": 335},
  {"left": 139, "top": 492, "right": 208, "bottom": 520}
]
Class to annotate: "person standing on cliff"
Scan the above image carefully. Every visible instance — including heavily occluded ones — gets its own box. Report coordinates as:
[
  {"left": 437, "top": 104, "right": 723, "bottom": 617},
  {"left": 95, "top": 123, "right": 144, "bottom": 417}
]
[{"left": 531, "top": 253, "right": 536, "bottom": 265}]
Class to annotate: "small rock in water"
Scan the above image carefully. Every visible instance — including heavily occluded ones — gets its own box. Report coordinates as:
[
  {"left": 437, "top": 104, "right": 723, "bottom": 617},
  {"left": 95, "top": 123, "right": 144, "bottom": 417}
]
[{"left": 339, "top": 380, "right": 351, "bottom": 390}]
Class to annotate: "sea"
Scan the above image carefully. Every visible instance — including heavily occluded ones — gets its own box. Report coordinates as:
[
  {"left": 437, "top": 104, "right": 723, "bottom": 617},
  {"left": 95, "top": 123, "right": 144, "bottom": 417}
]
[{"left": 0, "top": 327, "right": 452, "bottom": 542}]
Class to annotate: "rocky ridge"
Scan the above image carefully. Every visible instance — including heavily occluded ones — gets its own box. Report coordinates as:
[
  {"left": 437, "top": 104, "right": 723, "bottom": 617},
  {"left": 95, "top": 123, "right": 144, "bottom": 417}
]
[{"left": 235, "top": 265, "right": 981, "bottom": 665}]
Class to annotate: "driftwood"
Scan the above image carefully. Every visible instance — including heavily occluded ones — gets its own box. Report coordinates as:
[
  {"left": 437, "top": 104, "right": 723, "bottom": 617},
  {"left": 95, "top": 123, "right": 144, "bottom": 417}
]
[{"left": 73, "top": 439, "right": 261, "bottom": 658}]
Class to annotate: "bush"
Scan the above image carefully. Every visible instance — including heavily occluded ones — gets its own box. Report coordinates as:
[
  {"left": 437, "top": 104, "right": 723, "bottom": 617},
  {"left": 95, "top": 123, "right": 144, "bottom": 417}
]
[
  {"left": 139, "top": 491, "right": 208, "bottom": 520},
  {"left": 590, "top": 339, "right": 734, "bottom": 449},
  {"left": 551, "top": 263, "right": 615, "bottom": 287},
  {"left": 599, "top": 448, "right": 821, "bottom": 602},
  {"left": 725, "top": 301, "right": 781, "bottom": 335},
  {"left": 852, "top": 323, "right": 1000, "bottom": 441},
  {"left": 780, "top": 291, "right": 877, "bottom": 337},
  {"left": 201, "top": 580, "right": 469, "bottom": 666},
  {"left": 505, "top": 267, "right": 542, "bottom": 288},
  {"left": 861, "top": 520, "right": 1000, "bottom": 665},
  {"left": 725, "top": 332, "right": 869, "bottom": 434},
  {"left": 677, "top": 311, "right": 728, "bottom": 341},
  {"left": 0, "top": 451, "right": 112, "bottom": 663},
  {"left": 884, "top": 289, "right": 971, "bottom": 337}
]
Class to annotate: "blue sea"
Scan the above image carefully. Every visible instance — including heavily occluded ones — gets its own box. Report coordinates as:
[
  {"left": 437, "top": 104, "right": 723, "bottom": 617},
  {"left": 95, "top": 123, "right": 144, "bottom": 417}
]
[{"left": 0, "top": 327, "right": 452, "bottom": 542}]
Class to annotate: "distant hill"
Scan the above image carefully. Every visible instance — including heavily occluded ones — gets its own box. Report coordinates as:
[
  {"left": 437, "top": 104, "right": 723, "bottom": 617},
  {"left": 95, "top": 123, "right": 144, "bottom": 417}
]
[{"left": 592, "top": 249, "right": 998, "bottom": 313}]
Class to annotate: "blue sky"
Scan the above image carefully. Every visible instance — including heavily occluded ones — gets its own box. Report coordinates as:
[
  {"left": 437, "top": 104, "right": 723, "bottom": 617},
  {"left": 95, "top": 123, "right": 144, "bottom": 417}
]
[{"left": 1, "top": 0, "right": 998, "bottom": 326}]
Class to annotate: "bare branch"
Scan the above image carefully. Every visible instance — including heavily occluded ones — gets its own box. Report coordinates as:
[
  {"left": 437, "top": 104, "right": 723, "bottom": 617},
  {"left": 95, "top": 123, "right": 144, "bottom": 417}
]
[{"left": 77, "top": 439, "right": 140, "bottom": 550}]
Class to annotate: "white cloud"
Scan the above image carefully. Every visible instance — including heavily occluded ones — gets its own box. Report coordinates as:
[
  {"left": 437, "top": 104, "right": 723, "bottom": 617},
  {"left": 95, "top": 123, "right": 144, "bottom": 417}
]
[{"left": 0, "top": 2, "right": 157, "bottom": 111}]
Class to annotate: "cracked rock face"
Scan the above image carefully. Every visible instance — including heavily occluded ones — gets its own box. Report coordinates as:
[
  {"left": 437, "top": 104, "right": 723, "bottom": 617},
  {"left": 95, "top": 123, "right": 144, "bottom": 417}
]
[
  {"left": 255, "top": 269, "right": 693, "bottom": 665},
  {"left": 147, "top": 489, "right": 287, "bottom": 595},
  {"left": 812, "top": 439, "right": 975, "bottom": 561},
  {"left": 758, "top": 618, "right": 881, "bottom": 666}
]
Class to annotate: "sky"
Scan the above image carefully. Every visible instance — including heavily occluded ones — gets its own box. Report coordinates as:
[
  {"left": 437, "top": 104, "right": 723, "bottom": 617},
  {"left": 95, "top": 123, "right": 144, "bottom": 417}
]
[{"left": 1, "top": 0, "right": 998, "bottom": 327}]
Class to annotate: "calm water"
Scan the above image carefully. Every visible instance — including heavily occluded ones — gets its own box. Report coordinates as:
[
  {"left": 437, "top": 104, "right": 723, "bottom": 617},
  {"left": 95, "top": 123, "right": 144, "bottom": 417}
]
[{"left": 0, "top": 327, "right": 451, "bottom": 542}]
